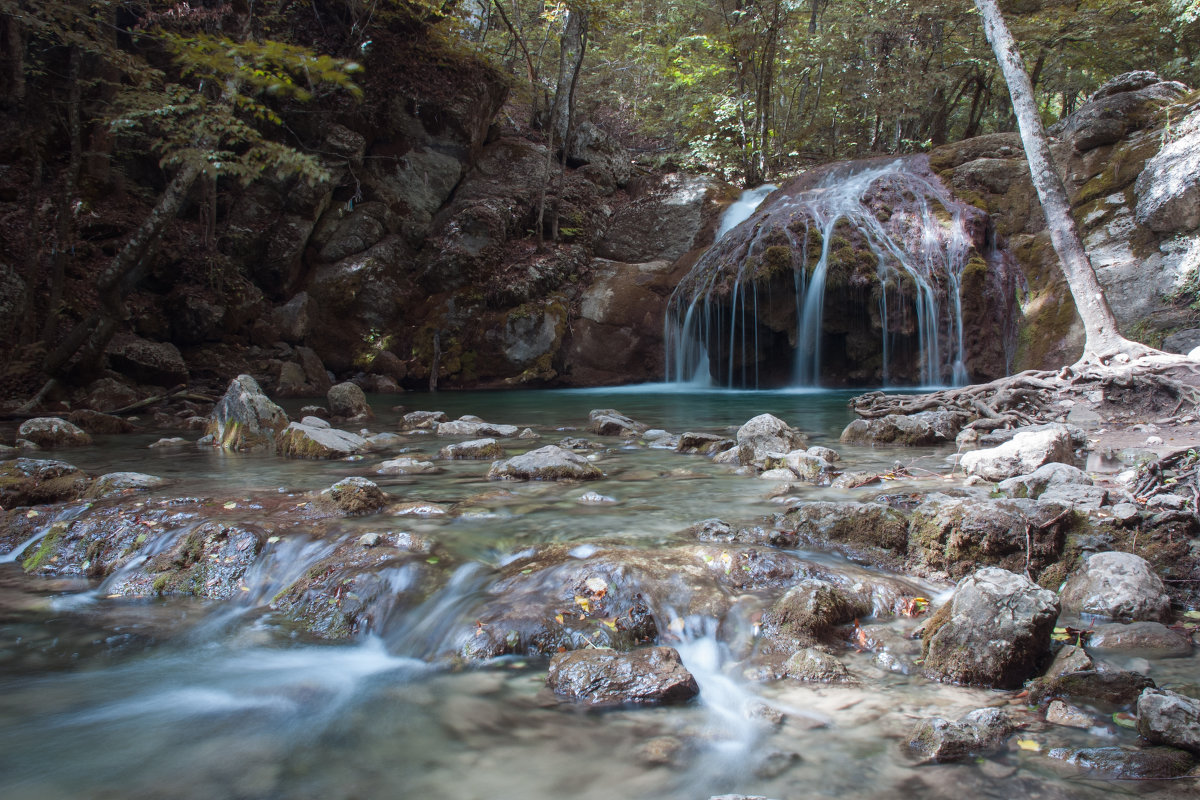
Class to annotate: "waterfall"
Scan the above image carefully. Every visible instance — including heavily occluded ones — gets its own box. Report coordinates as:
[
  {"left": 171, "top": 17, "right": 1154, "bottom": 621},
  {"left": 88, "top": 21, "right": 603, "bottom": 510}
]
[{"left": 665, "top": 157, "right": 985, "bottom": 388}]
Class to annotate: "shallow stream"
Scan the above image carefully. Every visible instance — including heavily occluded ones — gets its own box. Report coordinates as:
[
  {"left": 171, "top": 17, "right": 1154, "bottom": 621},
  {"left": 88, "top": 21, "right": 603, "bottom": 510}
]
[{"left": 1, "top": 388, "right": 1196, "bottom": 800}]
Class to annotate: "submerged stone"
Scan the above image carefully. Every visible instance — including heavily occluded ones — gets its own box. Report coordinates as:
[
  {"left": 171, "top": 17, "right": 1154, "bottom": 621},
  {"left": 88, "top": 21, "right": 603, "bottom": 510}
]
[
  {"left": 486, "top": 445, "right": 602, "bottom": 481},
  {"left": 546, "top": 646, "right": 699, "bottom": 706}
]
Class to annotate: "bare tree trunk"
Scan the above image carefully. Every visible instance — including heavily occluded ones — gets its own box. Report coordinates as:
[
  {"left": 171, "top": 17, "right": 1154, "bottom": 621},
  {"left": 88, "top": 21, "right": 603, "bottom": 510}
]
[
  {"left": 41, "top": 43, "right": 83, "bottom": 346},
  {"left": 973, "top": 0, "right": 1135, "bottom": 359}
]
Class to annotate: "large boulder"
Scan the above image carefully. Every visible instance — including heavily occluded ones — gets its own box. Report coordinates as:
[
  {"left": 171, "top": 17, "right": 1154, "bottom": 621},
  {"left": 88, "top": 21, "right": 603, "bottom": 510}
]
[
  {"left": 1086, "top": 621, "right": 1193, "bottom": 658},
  {"left": 105, "top": 334, "right": 188, "bottom": 386},
  {"left": 276, "top": 421, "right": 368, "bottom": 459},
  {"left": 1135, "top": 100, "right": 1200, "bottom": 233},
  {"left": 782, "top": 501, "right": 909, "bottom": 568},
  {"left": 959, "top": 425, "right": 1075, "bottom": 481},
  {"left": 1051, "top": 71, "right": 1188, "bottom": 153},
  {"left": 597, "top": 173, "right": 726, "bottom": 263},
  {"left": 839, "top": 411, "right": 963, "bottom": 447},
  {"left": 567, "top": 121, "right": 632, "bottom": 191},
  {"left": 997, "top": 462, "right": 1092, "bottom": 499},
  {"left": 546, "top": 646, "right": 699, "bottom": 706},
  {"left": 17, "top": 418, "right": 92, "bottom": 449},
  {"left": 204, "top": 374, "right": 289, "bottom": 450},
  {"left": 922, "top": 566, "right": 1060, "bottom": 688},
  {"left": 320, "top": 477, "right": 386, "bottom": 515},
  {"left": 737, "top": 414, "right": 807, "bottom": 467},
  {"left": 588, "top": 409, "right": 647, "bottom": 437},
  {"left": 909, "top": 707, "right": 1017, "bottom": 763},
  {"left": 757, "top": 580, "right": 869, "bottom": 654},
  {"left": 486, "top": 445, "right": 602, "bottom": 481},
  {"left": 1058, "top": 551, "right": 1171, "bottom": 622},
  {"left": 1137, "top": 688, "right": 1200, "bottom": 754},
  {"left": 327, "top": 381, "right": 373, "bottom": 421}
]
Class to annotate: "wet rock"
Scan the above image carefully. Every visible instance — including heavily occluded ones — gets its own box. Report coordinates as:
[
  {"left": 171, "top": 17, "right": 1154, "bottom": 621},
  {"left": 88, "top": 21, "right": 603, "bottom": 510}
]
[
  {"left": 997, "top": 463, "right": 1092, "bottom": 499},
  {"left": 676, "top": 432, "right": 734, "bottom": 455},
  {"left": 327, "top": 381, "right": 373, "bottom": 421},
  {"left": 737, "top": 414, "right": 808, "bottom": 467},
  {"left": 959, "top": 425, "right": 1074, "bottom": 481},
  {"left": 518, "top": 427, "right": 540, "bottom": 439},
  {"left": 758, "top": 580, "right": 870, "bottom": 653},
  {"left": 1029, "top": 669, "right": 1154, "bottom": 708},
  {"left": 17, "top": 418, "right": 92, "bottom": 449},
  {"left": 782, "top": 501, "right": 909, "bottom": 568},
  {"left": 438, "top": 438, "right": 505, "bottom": 460},
  {"left": 321, "top": 477, "right": 386, "bottom": 515},
  {"left": 85, "top": 472, "right": 171, "bottom": 499},
  {"left": 1059, "top": 551, "right": 1171, "bottom": 622},
  {"left": 387, "top": 501, "right": 450, "bottom": 517},
  {"left": 376, "top": 457, "right": 443, "bottom": 475},
  {"left": 276, "top": 421, "right": 368, "bottom": 459},
  {"left": 402, "top": 410, "right": 447, "bottom": 429},
  {"left": 1045, "top": 699, "right": 1092, "bottom": 729},
  {"left": 909, "top": 707, "right": 1017, "bottom": 763},
  {"left": 922, "top": 566, "right": 1059, "bottom": 688},
  {"left": 806, "top": 446, "right": 840, "bottom": 462},
  {"left": 577, "top": 491, "right": 616, "bottom": 505},
  {"left": 437, "top": 418, "right": 519, "bottom": 437},
  {"left": 486, "top": 445, "right": 602, "bottom": 481},
  {"left": 1137, "top": 688, "right": 1200, "bottom": 754},
  {"left": 82, "top": 377, "right": 140, "bottom": 412},
  {"left": 107, "top": 521, "right": 265, "bottom": 600},
  {"left": 105, "top": 334, "right": 188, "bottom": 385},
  {"left": 638, "top": 736, "right": 686, "bottom": 766},
  {"left": 0, "top": 458, "right": 90, "bottom": 509},
  {"left": 1038, "top": 484, "right": 1107, "bottom": 510},
  {"left": 205, "top": 375, "right": 289, "bottom": 451},
  {"left": 784, "top": 648, "right": 856, "bottom": 684},
  {"left": 1048, "top": 746, "right": 1195, "bottom": 779},
  {"left": 149, "top": 437, "right": 187, "bottom": 448},
  {"left": 363, "top": 432, "right": 405, "bottom": 451},
  {"left": 839, "top": 411, "right": 962, "bottom": 447},
  {"left": 687, "top": 518, "right": 789, "bottom": 546},
  {"left": 1043, "top": 644, "right": 1094, "bottom": 679},
  {"left": 66, "top": 409, "right": 136, "bottom": 435},
  {"left": 546, "top": 646, "right": 699, "bottom": 706},
  {"left": 1087, "top": 621, "right": 1193, "bottom": 658},
  {"left": 588, "top": 408, "right": 646, "bottom": 437},
  {"left": 908, "top": 495, "right": 1067, "bottom": 579}
]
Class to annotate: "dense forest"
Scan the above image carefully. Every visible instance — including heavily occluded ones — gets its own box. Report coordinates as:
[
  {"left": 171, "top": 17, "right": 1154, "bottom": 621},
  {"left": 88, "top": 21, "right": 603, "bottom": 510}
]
[{"left": 0, "top": 0, "right": 1198, "bottom": 402}]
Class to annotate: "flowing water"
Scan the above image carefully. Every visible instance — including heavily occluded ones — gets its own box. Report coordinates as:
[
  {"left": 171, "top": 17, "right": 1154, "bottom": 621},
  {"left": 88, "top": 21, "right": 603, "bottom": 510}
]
[
  {"left": 665, "top": 159, "right": 1002, "bottom": 389},
  {"left": 1, "top": 389, "right": 1196, "bottom": 800}
]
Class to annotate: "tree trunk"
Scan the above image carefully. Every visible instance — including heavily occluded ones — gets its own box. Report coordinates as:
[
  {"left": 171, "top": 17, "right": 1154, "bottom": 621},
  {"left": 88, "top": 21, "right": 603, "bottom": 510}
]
[{"left": 973, "top": 0, "right": 1132, "bottom": 358}]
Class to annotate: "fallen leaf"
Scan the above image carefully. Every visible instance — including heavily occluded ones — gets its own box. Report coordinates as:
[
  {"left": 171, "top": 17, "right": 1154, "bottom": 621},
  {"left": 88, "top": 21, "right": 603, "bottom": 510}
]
[
  {"left": 574, "top": 595, "right": 591, "bottom": 613},
  {"left": 555, "top": 613, "right": 564, "bottom": 624},
  {"left": 600, "top": 618, "right": 618, "bottom": 631},
  {"left": 1113, "top": 712, "right": 1138, "bottom": 729},
  {"left": 223, "top": 501, "right": 236, "bottom": 510},
  {"left": 1015, "top": 739, "right": 1040, "bottom": 752},
  {"left": 584, "top": 577, "right": 607, "bottom": 594}
]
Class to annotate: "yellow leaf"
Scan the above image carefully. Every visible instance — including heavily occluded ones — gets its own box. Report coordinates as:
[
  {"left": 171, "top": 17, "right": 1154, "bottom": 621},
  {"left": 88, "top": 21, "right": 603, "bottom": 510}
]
[
  {"left": 223, "top": 501, "right": 236, "bottom": 509},
  {"left": 574, "top": 596, "right": 590, "bottom": 613},
  {"left": 601, "top": 618, "right": 617, "bottom": 631},
  {"left": 1016, "top": 739, "right": 1040, "bottom": 752},
  {"left": 25, "top": 510, "right": 39, "bottom": 518},
  {"left": 555, "top": 613, "right": 564, "bottom": 624}
]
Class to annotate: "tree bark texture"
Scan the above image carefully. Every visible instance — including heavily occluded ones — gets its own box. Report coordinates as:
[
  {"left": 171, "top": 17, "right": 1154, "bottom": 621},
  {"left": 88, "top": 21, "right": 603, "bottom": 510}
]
[{"left": 973, "top": 0, "right": 1126, "bottom": 356}]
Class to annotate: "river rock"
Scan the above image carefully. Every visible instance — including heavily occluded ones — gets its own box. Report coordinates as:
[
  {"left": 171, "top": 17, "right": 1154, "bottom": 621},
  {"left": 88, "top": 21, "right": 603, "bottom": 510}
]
[
  {"left": 1086, "top": 621, "right": 1193, "bottom": 658},
  {"left": 376, "top": 457, "right": 443, "bottom": 475},
  {"left": 82, "top": 377, "right": 140, "bottom": 413},
  {"left": 486, "top": 445, "right": 602, "bottom": 481},
  {"left": 106, "top": 520, "right": 265, "bottom": 600},
  {"left": 959, "top": 425, "right": 1074, "bottom": 481},
  {"left": 1049, "top": 746, "right": 1195, "bottom": 779},
  {"left": 806, "top": 446, "right": 840, "bottom": 462},
  {"left": 437, "top": 418, "right": 519, "bottom": 437},
  {"left": 1052, "top": 71, "right": 1187, "bottom": 152},
  {"left": 17, "top": 418, "right": 92, "bottom": 449},
  {"left": 782, "top": 501, "right": 909, "bottom": 567},
  {"left": 784, "top": 648, "right": 856, "bottom": 684},
  {"left": 438, "top": 438, "right": 505, "bottom": 460},
  {"left": 402, "top": 410, "right": 447, "bottom": 429},
  {"left": 1137, "top": 688, "right": 1200, "bottom": 754},
  {"left": 909, "top": 707, "right": 1017, "bottom": 763},
  {"left": 546, "top": 647, "right": 699, "bottom": 706},
  {"left": 997, "top": 463, "right": 1092, "bottom": 499},
  {"left": 66, "top": 409, "right": 136, "bottom": 435},
  {"left": 1045, "top": 699, "right": 1092, "bottom": 729},
  {"left": 0, "top": 458, "right": 90, "bottom": 509},
  {"left": 276, "top": 421, "right": 368, "bottom": 459},
  {"left": 676, "top": 432, "right": 734, "bottom": 454},
  {"left": 839, "top": 411, "right": 962, "bottom": 447},
  {"left": 327, "top": 381, "right": 373, "bottom": 421},
  {"left": 1059, "top": 551, "right": 1171, "bottom": 622},
  {"left": 205, "top": 375, "right": 289, "bottom": 451},
  {"left": 1038, "top": 484, "right": 1107, "bottom": 510},
  {"left": 737, "top": 414, "right": 807, "bottom": 466},
  {"left": 922, "top": 567, "right": 1059, "bottom": 688},
  {"left": 588, "top": 409, "right": 646, "bottom": 437},
  {"left": 1043, "top": 644, "right": 1094, "bottom": 679},
  {"left": 321, "top": 477, "right": 386, "bottom": 515},
  {"left": 758, "top": 580, "right": 870, "bottom": 653},
  {"left": 1030, "top": 669, "right": 1155, "bottom": 708},
  {"left": 85, "top": 472, "right": 171, "bottom": 499}
]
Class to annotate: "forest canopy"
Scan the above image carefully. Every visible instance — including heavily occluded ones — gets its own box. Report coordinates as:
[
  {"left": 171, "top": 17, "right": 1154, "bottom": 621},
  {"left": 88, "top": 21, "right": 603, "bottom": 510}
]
[{"left": 432, "top": 0, "right": 1199, "bottom": 183}]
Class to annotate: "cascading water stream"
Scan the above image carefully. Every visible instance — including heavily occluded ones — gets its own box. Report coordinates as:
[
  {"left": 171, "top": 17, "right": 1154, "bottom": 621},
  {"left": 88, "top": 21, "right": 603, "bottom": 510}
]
[{"left": 665, "top": 158, "right": 985, "bottom": 388}]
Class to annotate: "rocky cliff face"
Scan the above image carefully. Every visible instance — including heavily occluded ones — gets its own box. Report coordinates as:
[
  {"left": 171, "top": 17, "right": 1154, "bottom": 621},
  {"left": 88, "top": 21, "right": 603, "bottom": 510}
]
[{"left": 930, "top": 72, "right": 1200, "bottom": 369}]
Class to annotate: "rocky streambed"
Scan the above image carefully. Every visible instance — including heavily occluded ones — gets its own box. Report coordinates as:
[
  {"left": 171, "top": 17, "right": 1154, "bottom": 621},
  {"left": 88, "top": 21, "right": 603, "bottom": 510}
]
[{"left": 1, "top": 382, "right": 1198, "bottom": 800}]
